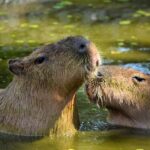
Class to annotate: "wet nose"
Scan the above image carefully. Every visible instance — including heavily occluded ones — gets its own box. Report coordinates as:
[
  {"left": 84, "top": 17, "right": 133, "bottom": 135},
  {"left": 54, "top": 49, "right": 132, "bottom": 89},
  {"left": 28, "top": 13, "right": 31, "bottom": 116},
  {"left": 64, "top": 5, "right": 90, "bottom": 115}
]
[
  {"left": 78, "top": 40, "right": 90, "bottom": 53},
  {"left": 9, "top": 59, "right": 18, "bottom": 65}
]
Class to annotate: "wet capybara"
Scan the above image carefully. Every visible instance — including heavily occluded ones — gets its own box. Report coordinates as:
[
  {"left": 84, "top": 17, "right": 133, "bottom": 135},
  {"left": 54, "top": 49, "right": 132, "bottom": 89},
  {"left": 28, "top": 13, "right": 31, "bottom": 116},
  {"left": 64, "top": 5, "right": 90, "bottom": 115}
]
[
  {"left": 85, "top": 65, "right": 150, "bottom": 129},
  {"left": 0, "top": 36, "right": 100, "bottom": 136}
]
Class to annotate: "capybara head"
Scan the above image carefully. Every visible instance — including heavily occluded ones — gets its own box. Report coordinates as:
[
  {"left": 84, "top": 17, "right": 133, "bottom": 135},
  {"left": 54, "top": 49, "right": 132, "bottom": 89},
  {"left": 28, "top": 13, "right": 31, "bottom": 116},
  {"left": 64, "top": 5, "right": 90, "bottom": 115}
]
[
  {"left": 86, "top": 66, "right": 150, "bottom": 108},
  {"left": 8, "top": 36, "right": 100, "bottom": 93},
  {"left": 85, "top": 66, "right": 150, "bottom": 129}
]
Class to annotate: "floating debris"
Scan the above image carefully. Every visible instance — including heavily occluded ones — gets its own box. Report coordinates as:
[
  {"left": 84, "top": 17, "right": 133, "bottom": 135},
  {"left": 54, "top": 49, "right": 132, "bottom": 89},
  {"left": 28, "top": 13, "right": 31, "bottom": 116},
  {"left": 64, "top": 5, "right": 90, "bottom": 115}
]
[
  {"left": 15, "top": 40, "right": 24, "bottom": 44},
  {"left": 119, "top": 20, "right": 131, "bottom": 25},
  {"left": 53, "top": 1, "right": 72, "bottom": 10},
  {"left": 29, "top": 24, "right": 39, "bottom": 29},
  {"left": 20, "top": 23, "right": 28, "bottom": 28},
  {"left": 118, "top": 42, "right": 125, "bottom": 46},
  {"left": 28, "top": 40, "right": 36, "bottom": 44},
  {"left": 136, "top": 10, "right": 150, "bottom": 17}
]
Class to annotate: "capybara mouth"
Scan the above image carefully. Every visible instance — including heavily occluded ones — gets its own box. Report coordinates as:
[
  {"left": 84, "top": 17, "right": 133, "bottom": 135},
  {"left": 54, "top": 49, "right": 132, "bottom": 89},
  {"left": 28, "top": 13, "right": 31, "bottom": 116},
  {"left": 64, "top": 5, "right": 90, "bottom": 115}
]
[
  {"left": 85, "top": 70, "right": 105, "bottom": 108},
  {"left": 83, "top": 52, "right": 101, "bottom": 81},
  {"left": 86, "top": 80, "right": 132, "bottom": 123},
  {"left": 84, "top": 59, "right": 100, "bottom": 80}
]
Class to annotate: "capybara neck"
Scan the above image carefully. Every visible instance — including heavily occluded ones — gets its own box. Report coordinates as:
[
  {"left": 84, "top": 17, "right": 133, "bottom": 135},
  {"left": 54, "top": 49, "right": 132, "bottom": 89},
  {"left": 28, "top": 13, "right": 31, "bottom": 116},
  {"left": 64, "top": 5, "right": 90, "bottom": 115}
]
[{"left": 0, "top": 76, "right": 78, "bottom": 136}]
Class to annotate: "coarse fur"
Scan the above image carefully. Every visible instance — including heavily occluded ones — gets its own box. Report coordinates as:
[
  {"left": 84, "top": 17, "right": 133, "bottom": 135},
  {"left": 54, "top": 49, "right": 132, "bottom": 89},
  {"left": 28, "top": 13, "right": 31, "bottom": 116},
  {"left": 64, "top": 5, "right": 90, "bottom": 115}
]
[
  {"left": 0, "top": 36, "right": 100, "bottom": 136},
  {"left": 85, "top": 65, "right": 150, "bottom": 129}
]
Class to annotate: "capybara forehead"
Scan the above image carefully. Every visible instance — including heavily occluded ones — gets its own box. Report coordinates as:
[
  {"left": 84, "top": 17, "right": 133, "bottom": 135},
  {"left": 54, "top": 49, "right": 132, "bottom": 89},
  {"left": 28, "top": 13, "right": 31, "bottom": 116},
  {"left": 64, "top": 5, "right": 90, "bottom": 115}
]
[
  {"left": 33, "top": 44, "right": 57, "bottom": 54},
  {"left": 57, "top": 36, "right": 86, "bottom": 44},
  {"left": 32, "top": 36, "right": 88, "bottom": 55}
]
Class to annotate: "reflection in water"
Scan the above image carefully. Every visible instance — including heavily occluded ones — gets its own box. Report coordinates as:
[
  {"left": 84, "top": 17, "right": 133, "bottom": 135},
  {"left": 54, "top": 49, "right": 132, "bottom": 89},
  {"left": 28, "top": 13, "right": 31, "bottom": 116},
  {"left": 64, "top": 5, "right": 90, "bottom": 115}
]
[{"left": 0, "top": 0, "right": 150, "bottom": 150}]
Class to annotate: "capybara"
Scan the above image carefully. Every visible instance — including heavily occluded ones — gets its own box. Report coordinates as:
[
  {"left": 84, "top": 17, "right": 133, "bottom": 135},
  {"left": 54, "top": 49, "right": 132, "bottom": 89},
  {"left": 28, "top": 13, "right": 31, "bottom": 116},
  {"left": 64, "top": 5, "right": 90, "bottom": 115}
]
[
  {"left": 0, "top": 36, "right": 100, "bottom": 136},
  {"left": 85, "top": 65, "right": 150, "bottom": 129}
]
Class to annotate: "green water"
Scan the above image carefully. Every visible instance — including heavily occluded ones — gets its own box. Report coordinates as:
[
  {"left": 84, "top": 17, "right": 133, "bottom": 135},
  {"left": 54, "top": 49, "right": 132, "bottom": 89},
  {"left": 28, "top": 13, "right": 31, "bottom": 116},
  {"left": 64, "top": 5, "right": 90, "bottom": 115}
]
[
  {"left": 1, "top": 130, "right": 150, "bottom": 150},
  {"left": 0, "top": 0, "right": 150, "bottom": 149}
]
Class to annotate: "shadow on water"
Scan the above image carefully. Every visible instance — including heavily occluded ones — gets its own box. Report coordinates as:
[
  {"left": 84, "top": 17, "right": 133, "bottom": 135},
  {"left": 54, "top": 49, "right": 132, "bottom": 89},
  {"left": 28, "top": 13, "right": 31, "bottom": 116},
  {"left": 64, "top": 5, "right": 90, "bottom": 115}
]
[{"left": 0, "top": 0, "right": 150, "bottom": 150}]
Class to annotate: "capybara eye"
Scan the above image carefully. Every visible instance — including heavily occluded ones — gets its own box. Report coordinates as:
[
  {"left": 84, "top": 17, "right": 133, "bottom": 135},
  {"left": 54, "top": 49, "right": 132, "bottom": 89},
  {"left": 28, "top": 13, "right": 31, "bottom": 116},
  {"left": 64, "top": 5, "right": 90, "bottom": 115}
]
[
  {"left": 78, "top": 43, "right": 86, "bottom": 53},
  {"left": 34, "top": 56, "right": 46, "bottom": 65},
  {"left": 97, "top": 72, "right": 103, "bottom": 77},
  {"left": 132, "top": 76, "right": 146, "bottom": 82},
  {"left": 79, "top": 44, "right": 85, "bottom": 49}
]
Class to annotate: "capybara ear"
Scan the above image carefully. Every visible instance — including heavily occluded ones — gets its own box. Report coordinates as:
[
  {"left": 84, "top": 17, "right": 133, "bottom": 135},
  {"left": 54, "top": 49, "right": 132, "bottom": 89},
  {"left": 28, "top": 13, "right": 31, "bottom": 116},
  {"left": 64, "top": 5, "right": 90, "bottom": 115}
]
[
  {"left": 8, "top": 59, "right": 25, "bottom": 75},
  {"left": 132, "top": 75, "right": 146, "bottom": 84}
]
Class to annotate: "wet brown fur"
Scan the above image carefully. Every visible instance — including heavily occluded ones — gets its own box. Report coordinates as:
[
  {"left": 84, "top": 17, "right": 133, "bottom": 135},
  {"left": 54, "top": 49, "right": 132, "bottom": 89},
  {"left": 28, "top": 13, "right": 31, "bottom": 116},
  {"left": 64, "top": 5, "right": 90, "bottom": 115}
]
[
  {"left": 0, "top": 36, "right": 100, "bottom": 136},
  {"left": 86, "top": 65, "right": 150, "bottom": 129}
]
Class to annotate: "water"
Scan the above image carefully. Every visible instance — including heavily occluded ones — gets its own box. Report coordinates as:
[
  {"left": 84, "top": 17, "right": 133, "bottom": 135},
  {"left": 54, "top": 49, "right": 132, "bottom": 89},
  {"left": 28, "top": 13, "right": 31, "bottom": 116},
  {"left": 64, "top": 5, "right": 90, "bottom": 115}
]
[
  {"left": 1, "top": 130, "right": 150, "bottom": 150},
  {"left": 0, "top": 0, "right": 150, "bottom": 149}
]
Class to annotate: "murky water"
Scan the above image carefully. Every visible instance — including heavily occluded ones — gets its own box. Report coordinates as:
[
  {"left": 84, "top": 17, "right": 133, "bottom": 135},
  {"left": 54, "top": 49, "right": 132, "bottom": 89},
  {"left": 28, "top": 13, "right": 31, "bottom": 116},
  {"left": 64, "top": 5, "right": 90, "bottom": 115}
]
[{"left": 0, "top": 0, "right": 150, "bottom": 149}]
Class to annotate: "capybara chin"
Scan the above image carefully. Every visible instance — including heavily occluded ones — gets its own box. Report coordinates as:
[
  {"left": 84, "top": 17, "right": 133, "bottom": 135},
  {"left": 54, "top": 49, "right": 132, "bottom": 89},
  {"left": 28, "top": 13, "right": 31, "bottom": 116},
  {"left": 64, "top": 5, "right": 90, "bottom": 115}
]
[
  {"left": 0, "top": 36, "right": 100, "bottom": 136},
  {"left": 85, "top": 65, "right": 150, "bottom": 130}
]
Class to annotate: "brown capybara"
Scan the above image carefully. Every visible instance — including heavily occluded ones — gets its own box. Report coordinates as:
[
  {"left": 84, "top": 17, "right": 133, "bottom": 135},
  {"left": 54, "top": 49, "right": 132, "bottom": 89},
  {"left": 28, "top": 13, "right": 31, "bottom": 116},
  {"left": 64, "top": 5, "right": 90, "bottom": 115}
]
[
  {"left": 85, "top": 65, "right": 150, "bottom": 129},
  {"left": 0, "top": 36, "right": 100, "bottom": 136}
]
